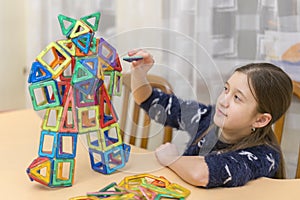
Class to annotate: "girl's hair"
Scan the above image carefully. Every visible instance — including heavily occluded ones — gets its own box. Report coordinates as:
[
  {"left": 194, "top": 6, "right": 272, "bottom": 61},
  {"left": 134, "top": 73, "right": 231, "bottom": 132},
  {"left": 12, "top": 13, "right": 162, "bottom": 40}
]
[{"left": 228, "top": 63, "right": 293, "bottom": 178}]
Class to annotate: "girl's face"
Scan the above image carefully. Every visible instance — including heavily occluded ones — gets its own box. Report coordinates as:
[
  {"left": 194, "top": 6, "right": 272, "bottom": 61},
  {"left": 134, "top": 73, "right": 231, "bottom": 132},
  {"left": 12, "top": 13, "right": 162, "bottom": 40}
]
[{"left": 213, "top": 71, "right": 261, "bottom": 142}]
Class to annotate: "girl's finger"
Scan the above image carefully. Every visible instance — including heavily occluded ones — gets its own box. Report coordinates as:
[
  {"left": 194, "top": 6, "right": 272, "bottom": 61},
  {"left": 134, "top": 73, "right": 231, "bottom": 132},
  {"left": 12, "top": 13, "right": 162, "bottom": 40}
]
[{"left": 128, "top": 49, "right": 142, "bottom": 56}]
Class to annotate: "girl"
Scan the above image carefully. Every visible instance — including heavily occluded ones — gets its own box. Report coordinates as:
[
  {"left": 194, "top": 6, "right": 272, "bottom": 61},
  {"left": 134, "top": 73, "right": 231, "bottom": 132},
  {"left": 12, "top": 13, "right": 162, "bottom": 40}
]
[{"left": 128, "top": 49, "right": 293, "bottom": 188}]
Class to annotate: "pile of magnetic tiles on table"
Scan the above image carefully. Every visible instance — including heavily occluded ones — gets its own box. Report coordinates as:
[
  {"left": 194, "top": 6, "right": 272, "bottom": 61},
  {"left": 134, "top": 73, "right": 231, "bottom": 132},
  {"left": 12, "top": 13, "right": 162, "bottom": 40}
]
[
  {"left": 25, "top": 11, "right": 191, "bottom": 200},
  {"left": 69, "top": 174, "right": 191, "bottom": 199}
]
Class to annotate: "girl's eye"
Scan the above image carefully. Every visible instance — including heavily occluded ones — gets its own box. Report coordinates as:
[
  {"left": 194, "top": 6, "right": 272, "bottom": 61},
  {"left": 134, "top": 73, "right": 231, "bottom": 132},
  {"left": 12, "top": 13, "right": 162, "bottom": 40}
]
[
  {"left": 223, "top": 86, "right": 230, "bottom": 95},
  {"left": 234, "top": 95, "right": 241, "bottom": 101}
]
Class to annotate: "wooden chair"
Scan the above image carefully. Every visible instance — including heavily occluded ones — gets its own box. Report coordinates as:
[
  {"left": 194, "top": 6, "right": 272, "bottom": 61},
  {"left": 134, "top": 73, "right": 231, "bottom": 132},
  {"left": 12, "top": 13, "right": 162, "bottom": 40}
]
[
  {"left": 118, "top": 73, "right": 174, "bottom": 149},
  {"left": 274, "top": 81, "right": 300, "bottom": 142},
  {"left": 273, "top": 80, "right": 300, "bottom": 178}
]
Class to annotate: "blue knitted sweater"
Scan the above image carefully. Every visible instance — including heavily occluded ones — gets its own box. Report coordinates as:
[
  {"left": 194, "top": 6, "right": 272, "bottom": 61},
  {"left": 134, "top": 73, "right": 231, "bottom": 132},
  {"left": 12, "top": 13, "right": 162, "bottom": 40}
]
[{"left": 140, "top": 89, "right": 280, "bottom": 188}]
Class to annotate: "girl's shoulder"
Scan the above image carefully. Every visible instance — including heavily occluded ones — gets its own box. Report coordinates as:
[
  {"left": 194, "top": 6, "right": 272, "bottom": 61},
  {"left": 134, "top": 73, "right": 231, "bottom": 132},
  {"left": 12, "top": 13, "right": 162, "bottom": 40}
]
[
  {"left": 232, "top": 144, "right": 281, "bottom": 163},
  {"left": 208, "top": 143, "right": 280, "bottom": 161},
  {"left": 205, "top": 144, "right": 281, "bottom": 188},
  {"left": 242, "top": 144, "right": 280, "bottom": 154}
]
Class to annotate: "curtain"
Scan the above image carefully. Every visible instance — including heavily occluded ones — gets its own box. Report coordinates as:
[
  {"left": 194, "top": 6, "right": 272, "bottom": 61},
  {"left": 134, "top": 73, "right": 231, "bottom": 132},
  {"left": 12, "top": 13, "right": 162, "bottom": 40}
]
[
  {"left": 26, "top": 0, "right": 300, "bottom": 101},
  {"left": 26, "top": 0, "right": 116, "bottom": 59},
  {"left": 25, "top": 0, "right": 117, "bottom": 108}
]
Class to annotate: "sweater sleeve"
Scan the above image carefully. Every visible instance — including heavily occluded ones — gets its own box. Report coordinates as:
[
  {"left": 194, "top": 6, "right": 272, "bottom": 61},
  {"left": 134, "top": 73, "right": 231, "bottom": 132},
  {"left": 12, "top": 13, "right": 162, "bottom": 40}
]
[
  {"left": 140, "top": 88, "right": 212, "bottom": 136},
  {"left": 204, "top": 145, "right": 280, "bottom": 188}
]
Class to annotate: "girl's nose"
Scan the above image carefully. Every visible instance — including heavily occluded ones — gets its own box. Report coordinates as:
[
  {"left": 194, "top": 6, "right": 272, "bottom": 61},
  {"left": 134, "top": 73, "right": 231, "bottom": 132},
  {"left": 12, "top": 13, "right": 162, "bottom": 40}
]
[{"left": 219, "top": 93, "right": 229, "bottom": 107}]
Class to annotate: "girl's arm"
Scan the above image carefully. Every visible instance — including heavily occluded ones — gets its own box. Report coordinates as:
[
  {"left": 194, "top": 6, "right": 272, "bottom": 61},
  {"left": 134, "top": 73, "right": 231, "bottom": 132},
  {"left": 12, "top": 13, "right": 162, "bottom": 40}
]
[
  {"left": 156, "top": 143, "right": 280, "bottom": 188},
  {"left": 155, "top": 143, "right": 209, "bottom": 187},
  {"left": 139, "top": 88, "right": 212, "bottom": 136},
  {"left": 129, "top": 49, "right": 212, "bottom": 134}
]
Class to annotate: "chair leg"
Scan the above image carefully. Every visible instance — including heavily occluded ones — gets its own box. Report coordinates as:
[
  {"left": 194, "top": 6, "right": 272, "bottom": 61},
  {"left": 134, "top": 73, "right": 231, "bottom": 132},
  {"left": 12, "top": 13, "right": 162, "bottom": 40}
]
[
  {"left": 119, "top": 89, "right": 129, "bottom": 140},
  {"left": 163, "top": 126, "right": 173, "bottom": 144},
  {"left": 141, "top": 114, "right": 150, "bottom": 149},
  {"left": 129, "top": 103, "right": 140, "bottom": 145},
  {"left": 296, "top": 146, "right": 300, "bottom": 179}
]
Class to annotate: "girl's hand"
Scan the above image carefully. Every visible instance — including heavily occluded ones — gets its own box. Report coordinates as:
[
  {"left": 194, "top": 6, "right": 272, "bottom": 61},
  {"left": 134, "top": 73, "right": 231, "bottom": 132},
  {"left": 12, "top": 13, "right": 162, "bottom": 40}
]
[
  {"left": 129, "top": 49, "right": 154, "bottom": 104},
  {"left": 128, "top": 49, "right": 154, "bottom": 75},
  {"left": 155, "top": 142, "right": 180, "bottom": 166}
]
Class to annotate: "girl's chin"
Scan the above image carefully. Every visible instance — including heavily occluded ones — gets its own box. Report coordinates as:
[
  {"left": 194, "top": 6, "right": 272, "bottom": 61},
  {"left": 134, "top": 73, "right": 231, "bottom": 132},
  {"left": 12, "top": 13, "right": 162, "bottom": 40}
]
[{"left": 213, "top": 115, "right": 226, "bottom": 128}]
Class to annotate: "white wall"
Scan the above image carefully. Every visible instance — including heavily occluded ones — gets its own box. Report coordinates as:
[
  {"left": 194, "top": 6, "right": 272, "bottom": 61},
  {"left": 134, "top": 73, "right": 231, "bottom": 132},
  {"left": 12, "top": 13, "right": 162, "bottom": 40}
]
[
  {"left": 116, "top": 0, "right": 162, "bottom": 32},
  {"left": 0, "top": 0, "right": 27, "bottom": 111},
  {"left": 115, "top": 0, "right": 163, "bottom": 72}
]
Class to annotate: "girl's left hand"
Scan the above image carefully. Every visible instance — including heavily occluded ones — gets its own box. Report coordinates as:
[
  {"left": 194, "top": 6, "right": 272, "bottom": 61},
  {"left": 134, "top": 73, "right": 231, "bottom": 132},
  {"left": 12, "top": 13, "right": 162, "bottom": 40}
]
[{"left": 155, "top": 142, "right": 180, "bottom": 166}]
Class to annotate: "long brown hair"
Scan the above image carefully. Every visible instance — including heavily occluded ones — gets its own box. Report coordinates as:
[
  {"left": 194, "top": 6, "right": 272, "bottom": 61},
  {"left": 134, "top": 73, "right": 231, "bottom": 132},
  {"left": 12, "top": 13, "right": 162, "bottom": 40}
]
[{"left": 231, "top": 63, "right": 293, "bottom": 178}]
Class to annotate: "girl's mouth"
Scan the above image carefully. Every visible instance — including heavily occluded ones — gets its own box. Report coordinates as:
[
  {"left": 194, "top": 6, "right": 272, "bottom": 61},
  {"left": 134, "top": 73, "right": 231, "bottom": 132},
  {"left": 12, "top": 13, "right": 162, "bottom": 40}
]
[{"left": 217, "top": 108, "right": 227, "bottom": 117}]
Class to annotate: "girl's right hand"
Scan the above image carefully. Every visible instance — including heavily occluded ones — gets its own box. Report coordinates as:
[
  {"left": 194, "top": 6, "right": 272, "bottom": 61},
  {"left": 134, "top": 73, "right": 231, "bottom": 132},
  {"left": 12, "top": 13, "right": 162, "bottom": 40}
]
[
  {"left": 129, "top": 49, "right": 154, "bottom": 105},
  {"left": 128, "top": 49, "right": 154, "bottom": 75}
]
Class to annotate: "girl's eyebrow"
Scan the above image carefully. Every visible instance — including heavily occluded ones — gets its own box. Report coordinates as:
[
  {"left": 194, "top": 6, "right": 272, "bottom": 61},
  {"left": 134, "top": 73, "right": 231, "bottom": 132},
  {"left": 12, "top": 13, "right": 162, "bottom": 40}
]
[{"left": 225, "top": 81, "right": 248, "bottom": 100}]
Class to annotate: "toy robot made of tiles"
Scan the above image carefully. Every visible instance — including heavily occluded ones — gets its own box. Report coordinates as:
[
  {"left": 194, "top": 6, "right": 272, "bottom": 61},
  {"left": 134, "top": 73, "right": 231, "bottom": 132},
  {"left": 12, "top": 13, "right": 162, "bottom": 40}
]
[{"left": 26, "top": 12, "right": 130, "bottom": 188}]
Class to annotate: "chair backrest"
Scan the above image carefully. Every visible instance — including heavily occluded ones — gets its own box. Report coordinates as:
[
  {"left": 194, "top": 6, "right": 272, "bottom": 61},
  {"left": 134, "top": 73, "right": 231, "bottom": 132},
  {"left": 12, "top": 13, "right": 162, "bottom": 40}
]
[
  {"left": 119, "top": 73, "right": 173, "bottom": 149},
  {"left": 273, "top": 80, "right": 300, "bottom": 178},
  {"left": 273, "top": 115, "right": 285, "bottom": 144},
  {"left": 292, "top": 81, "right": 300, "bottom": 178}
]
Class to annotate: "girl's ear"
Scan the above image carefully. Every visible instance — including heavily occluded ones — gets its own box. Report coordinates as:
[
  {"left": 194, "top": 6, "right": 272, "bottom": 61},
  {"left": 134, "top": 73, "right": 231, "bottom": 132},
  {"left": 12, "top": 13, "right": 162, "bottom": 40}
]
[{"left": 253, "top": 113, "right": 272, "bottom": 128}]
